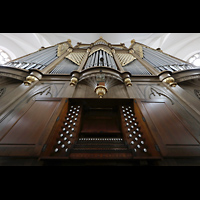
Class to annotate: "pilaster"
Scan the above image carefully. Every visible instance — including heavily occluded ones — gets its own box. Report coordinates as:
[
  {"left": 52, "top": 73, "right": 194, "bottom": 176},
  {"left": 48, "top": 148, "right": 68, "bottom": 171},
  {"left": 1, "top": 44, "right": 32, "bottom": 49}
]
[
  {"left": 77, "top": 48, "right": 91, "bottom": 71},
  {"left": 111, "top": 49, "right": 124, "bottom": 72}
]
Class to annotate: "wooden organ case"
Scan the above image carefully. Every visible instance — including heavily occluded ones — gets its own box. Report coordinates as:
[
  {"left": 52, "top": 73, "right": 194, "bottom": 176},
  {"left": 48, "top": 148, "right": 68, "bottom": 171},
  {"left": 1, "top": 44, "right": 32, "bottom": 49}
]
[{"left": 1, "top": 37, "right": 200, "bottom": 165}]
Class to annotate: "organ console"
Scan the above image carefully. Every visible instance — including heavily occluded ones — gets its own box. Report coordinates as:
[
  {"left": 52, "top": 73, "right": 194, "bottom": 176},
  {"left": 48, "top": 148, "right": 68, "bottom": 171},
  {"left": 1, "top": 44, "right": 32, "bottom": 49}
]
[{"left": 40, "top": 98, "right": 161, "bottom": 160}]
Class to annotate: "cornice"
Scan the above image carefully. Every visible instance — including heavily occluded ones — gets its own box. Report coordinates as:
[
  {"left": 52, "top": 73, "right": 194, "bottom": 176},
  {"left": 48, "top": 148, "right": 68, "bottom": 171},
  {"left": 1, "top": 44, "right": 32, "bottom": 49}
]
[
  {"left": 172, "top": 68, "right": 200, "bottom": 83},
  {"left": 0, "top": 66, "right": 29, "bottom": 81}
]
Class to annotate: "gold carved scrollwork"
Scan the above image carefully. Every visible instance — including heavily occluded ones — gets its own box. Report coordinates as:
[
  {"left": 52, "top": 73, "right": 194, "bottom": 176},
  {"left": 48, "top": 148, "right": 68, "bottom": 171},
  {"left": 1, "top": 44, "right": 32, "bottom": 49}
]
[
  {"left": 93, "top": 37, "right": 109, "bottom": 46},
  {"left": 66, "top": 52, "right": 86, "bottom": 66},
  {"left": 116, "top": 52, "right": 136, "bottom": 66},
  {"left": 89, "top": 45, "right": 113, "bottom": 57},
  {"left": 132, "top": 43, "right": 143, "bottom": 58},
  {"left": 57, "top": 43, "right": 69, "bottom": 57}
]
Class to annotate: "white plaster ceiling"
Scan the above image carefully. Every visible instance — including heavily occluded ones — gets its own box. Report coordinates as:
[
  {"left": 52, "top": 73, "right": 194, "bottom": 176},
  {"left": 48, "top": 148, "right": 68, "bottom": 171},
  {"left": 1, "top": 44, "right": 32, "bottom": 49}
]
[{"left": 0, "top": 33, "right": 200, "bottom": 62}]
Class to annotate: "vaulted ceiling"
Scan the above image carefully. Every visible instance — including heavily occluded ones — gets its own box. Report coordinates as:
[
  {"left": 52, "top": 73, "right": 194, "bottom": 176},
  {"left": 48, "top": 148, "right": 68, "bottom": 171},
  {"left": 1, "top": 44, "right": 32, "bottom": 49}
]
[{"left": 1, "top": 33, "right": 200, "bottom": 62}]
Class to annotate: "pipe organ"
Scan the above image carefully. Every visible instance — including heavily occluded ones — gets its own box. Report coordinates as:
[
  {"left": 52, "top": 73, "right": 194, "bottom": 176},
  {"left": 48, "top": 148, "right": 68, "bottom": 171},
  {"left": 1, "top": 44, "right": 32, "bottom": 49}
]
[
  {"left": 5, "top": 45, "right": 58, "bottom": 71},
  {"left": 0, "top": 37, "right": 200, "bottom": 165},
  {"left": 142, "top": 46, "right": 194, "bottom": 72},
  {"left": 84, "top": 50, "right": 118, "bottom": 70}
]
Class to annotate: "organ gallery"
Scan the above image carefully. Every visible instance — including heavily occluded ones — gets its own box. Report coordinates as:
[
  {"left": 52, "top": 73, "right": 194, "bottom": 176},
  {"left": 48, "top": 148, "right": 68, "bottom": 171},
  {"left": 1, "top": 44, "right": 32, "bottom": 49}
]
[{"left": 0, "top": 37, "right": 200, "bottom": 165}]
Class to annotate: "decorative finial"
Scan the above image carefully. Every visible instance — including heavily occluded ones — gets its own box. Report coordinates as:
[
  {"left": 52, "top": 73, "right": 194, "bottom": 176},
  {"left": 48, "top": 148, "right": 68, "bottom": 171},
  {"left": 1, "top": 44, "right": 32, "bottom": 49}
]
[
  {"left": 94, "top": 85, "right": 108, "bottom": 98},
  {"left": 131, "top": 39, "right": 135, "bottom": 44},
  {"left": 163, "top": 77, "right": 177, "bottom": 87},
  {"left": 124, "top": 78, "right": 132, "bottom": 87},
  {"left": 67, "top": 39, "right": 71, "bottom": 44},
  {"left": 24, "top": 75, "right": 39, "bottom": 86},
  {"left": 38, "top": 46, "right": 45, "bottom": 51},
  {"left": 70, "top": 77, "right": 78, "bottom": 86}
]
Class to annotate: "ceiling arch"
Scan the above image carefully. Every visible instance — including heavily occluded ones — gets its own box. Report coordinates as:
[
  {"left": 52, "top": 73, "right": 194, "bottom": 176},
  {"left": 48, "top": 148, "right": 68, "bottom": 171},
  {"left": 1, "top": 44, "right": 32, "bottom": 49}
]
[{"left": 0, "top": 33, "right": 200, "bottom": 63}]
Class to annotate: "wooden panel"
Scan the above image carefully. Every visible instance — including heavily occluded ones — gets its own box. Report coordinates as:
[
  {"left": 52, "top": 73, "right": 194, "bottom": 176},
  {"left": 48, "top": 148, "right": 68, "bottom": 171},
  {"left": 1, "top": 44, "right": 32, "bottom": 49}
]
[
  {"left": 133, "top": 102, "right": 162, "bottom": 159},
  {"left": 105, "top": 84, "right": 129, "bottom": 98},
  {"left": 81, "top": 109, "right": 121, "bottom": 134},
  {"left": 135, "top": 99, "right": 200, "bottom": 157},
  {"left": 81, "top": 118, "right": 120, "bottom": 133},
  {"left": 1, "top": 101, "right": 58, "bottom": 144},
  {"left": 72, "top": 84, "right": 96, "bottom": 98},
  {"left": 0, "top": 98, "right": 66, "bottom": 156},
  {"left": 143, "top": 102, "right": 198, "bottom": 145}
]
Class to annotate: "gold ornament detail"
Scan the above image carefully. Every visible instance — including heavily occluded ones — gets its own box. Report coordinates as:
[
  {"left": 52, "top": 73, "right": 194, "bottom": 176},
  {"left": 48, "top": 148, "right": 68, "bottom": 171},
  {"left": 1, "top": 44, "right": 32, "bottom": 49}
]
[
  {"left": 163, "top": 77, "right": 177, "bottom": 87},
  {"left": 132, "top": 43, "right": 143, "bottom": 58},
  {"left": 70, "top": 77, "right": 78, "bottom": 86},
  {"left": 116, "top": 52, "right": 136, "bottom": 66},
  {"left": 94, "top": 85, "right": 108, "bottom": 98},
  {"left": 24, "top": 75, "right": 39, "bottom": 86},
  {"left": 93, "top": 37, "right": 109, "bottom": 46},
  {"left": 89, "top": 45, "right": 113, "bottom": 57},
  {"left": 124, "top": 77, "right": 132, "bottom": 87},
  {"left": 66, "top": 52, "right": 86, "bottom": 66},
  {"left": 57, "top": 43, "right": 69, "bottom": 57}
]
